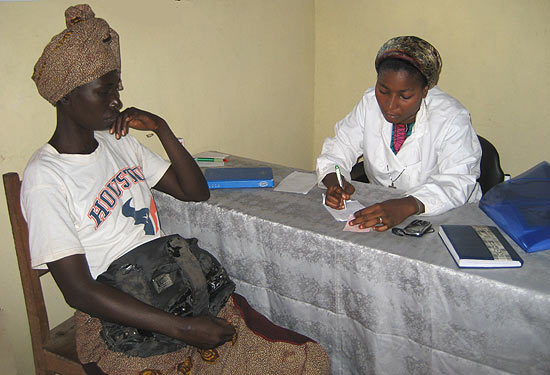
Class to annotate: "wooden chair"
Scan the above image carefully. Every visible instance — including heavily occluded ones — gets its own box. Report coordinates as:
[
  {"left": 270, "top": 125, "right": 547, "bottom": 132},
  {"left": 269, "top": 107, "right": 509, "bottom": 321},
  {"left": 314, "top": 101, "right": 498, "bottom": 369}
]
[{"left": 3, "top": 172, "right": 86, "bottom": 375}]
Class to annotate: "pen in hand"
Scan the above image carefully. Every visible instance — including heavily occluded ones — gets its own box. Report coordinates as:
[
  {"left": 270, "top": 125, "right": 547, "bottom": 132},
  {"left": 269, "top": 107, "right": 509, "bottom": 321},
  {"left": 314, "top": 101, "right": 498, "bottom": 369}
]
[{"left": 335, "top": 165, "right": 346, "bottom": 209}]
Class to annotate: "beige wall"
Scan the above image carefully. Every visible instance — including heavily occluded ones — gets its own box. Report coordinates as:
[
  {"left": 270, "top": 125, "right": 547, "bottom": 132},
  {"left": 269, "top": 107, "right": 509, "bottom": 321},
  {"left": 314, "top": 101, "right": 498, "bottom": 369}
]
[
  {"left": 314, "top": 0, "right": 550, "bottom": 177},
  {"left": 0, "top": 1, "right": 314, "bottom": 373},
  {"left": 2, "top": 0, "right": 549, "bottom": 373}
]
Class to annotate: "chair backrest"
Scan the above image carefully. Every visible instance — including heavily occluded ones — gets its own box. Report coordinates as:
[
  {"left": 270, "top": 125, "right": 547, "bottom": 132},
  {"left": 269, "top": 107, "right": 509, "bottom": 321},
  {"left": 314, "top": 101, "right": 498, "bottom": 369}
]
[
  {"left": 477, "top": 135, "right": 505, "bottom": 195},
  {"left": 3, "top": 172, "right": 84, "bottom": 375},
  {"left": 350, "top": 157, "right": 369, "bottom": 183}
]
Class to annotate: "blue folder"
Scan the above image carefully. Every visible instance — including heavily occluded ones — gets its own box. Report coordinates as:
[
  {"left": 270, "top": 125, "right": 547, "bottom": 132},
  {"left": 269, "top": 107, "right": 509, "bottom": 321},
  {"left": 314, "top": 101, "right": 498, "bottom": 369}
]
[
  {"left": 205, "top": 167, "right": 274, "bottom": 189},
  {"left": 479, "top": 161, "right": 550, "bottom": 252}
]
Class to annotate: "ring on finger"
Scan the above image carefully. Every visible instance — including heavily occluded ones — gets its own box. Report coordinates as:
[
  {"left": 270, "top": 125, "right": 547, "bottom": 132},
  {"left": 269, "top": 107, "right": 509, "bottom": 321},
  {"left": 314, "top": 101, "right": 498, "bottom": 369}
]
[{"left": 377, "top": 216, "right": 383, "bottom": 225}]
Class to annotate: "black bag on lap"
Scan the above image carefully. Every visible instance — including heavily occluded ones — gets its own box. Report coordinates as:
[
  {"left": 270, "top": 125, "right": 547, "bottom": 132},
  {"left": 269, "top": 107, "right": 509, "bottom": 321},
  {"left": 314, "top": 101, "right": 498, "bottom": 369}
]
[{"left": 96, "top": 234, "right": 235, "bottom": 357}]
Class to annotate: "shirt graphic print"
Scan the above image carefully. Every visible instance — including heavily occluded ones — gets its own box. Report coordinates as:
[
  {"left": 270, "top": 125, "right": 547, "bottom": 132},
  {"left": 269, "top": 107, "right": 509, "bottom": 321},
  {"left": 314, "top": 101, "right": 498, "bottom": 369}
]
[{"left": 87, "top": 165, "right": 159, "bottom": 235}]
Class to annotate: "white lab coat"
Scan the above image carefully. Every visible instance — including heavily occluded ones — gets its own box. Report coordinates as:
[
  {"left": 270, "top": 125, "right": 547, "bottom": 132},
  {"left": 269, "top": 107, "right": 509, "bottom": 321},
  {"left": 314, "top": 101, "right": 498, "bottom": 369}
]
[{"left": 316, "top": 86, "right": 482, "bottom": 216}]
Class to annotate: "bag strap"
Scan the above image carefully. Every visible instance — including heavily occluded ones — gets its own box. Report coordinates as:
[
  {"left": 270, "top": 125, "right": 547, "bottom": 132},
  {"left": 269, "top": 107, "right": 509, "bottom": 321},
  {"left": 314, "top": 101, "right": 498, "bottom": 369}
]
[{"left": 166, "top": 236, "right": 209, "bottom": 316}]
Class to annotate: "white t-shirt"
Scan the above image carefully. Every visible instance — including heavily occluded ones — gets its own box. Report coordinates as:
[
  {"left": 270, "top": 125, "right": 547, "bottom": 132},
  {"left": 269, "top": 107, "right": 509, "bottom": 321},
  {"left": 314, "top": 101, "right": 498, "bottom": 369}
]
[
  {"left": 316, "top": 86, "right": 482, "bottom": 215},
  {"left": 21, "top": 131, "right": 171, "bottom": 279}
]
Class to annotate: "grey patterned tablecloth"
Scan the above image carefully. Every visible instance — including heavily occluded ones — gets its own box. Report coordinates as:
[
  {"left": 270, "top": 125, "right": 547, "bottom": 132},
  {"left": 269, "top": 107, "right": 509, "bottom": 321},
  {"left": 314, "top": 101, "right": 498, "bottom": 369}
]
[{"left": 154, "top": 154, "right": 550, "bottom": 375}]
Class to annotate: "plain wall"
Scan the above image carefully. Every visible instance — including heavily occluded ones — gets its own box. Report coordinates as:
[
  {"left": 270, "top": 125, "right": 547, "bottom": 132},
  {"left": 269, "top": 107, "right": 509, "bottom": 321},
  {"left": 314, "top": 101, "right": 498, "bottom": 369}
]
[
  {"left": 0, "top": 1, "right": 314, "bottom": 373},
  {"left": 314, "top": 0, "right": 550, "bottom": 177}
]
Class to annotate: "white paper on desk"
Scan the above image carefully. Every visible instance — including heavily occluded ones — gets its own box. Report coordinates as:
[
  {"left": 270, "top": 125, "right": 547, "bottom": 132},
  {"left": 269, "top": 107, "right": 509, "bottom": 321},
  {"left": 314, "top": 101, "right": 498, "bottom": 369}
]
[
  {"left": 322, "top": 194, "right": 366, "bottom": 222},
  {"left": 274, "top": 171, "right": 317, "bottom": 194},
  {"left": 343, "top": 214, "right": 372, "bottom": 232},
  {"left": 193, "top": 151, "right": 229, "bottom": 168}
]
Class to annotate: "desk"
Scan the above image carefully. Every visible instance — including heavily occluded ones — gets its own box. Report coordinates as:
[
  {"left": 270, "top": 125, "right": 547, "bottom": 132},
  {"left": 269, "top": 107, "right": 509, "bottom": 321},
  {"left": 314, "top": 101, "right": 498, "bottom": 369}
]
[{"left": 154, "top": 155, "right": 550, "bottom": 375}]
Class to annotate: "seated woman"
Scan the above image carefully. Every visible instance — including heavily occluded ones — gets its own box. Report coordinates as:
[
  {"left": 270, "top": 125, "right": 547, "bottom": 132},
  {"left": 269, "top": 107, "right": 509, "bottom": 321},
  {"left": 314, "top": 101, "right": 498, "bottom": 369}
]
[
  {"left": 23, "top": 5, "right": 329, "bottom": 375},
  {"left": 317, "top": 36, "right": 482, "bottom": 231}
]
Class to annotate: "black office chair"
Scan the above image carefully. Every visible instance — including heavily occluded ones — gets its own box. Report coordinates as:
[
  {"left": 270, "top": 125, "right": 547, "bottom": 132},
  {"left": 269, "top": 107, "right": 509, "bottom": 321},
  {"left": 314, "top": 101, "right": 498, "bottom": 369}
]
[
  {"left": 350, "top": 157, "right": 369, "bottom": 183},
  {"left": 477, "top": 135, "right": 505, "bottom": 194},
  {"left": 350, "top": 135, "right": 505, "bottom": 194}
]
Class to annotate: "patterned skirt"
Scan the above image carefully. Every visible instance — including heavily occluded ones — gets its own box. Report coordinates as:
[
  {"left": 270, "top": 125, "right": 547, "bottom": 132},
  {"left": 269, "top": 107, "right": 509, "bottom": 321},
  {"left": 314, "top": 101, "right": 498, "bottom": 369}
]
[{"left": 75, "top": 293, "right": 330, "bottom": 375}]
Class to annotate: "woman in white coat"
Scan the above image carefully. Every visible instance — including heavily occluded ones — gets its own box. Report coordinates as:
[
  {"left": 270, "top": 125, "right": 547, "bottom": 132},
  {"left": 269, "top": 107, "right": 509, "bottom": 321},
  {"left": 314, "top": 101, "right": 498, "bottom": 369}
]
[{"left": 316, "top": 36, "right": 482, "bottom": 231}]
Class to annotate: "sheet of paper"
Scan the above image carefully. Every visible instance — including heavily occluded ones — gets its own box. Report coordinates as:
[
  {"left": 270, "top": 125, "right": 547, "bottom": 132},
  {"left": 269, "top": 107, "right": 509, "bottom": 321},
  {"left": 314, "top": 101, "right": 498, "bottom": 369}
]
[
  {"left": 274, "top": 171, "right": 317, "bottom": 194},
  {"left": 343, "top": 214, "right": 372, "bottom": 232},
  {"left": 197, "top": 161, "right": 224, "bottom": 167},
  {"left": 322, "top": 194, "right": 366, "bottom": 222}
]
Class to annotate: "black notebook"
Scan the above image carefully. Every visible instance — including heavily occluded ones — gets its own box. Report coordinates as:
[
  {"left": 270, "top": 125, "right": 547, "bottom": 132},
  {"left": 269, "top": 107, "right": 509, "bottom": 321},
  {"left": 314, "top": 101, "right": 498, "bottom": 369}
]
[{"left": 439, "top": 225, "right": 523, "bottom": 268}]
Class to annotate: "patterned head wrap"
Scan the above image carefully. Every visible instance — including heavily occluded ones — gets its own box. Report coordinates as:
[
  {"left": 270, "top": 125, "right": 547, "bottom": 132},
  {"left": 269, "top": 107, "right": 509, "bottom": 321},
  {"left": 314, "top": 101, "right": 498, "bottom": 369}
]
[
  {"left": 32, "top": 4, "right": 121, "bottom": 105},
  {"left": 375, "top": 36, "right": 442, "bottom": 89}
]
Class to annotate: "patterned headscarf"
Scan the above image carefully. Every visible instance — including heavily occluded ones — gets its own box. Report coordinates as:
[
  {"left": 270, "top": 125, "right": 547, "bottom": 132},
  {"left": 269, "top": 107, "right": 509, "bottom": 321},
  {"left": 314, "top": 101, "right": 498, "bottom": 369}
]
[
  {"left": 32, "top": 4, "right": 121, "bottom": 105},
  {"left": 375, "top": 36, "right": 442, "bottom": 89}
]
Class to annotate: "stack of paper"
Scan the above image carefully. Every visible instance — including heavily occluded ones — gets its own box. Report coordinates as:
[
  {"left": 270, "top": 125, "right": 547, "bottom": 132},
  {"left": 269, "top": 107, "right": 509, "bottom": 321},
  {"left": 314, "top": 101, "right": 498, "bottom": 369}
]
[{"left": 194, "top": 151, "right": 229, "bottom": 167}]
